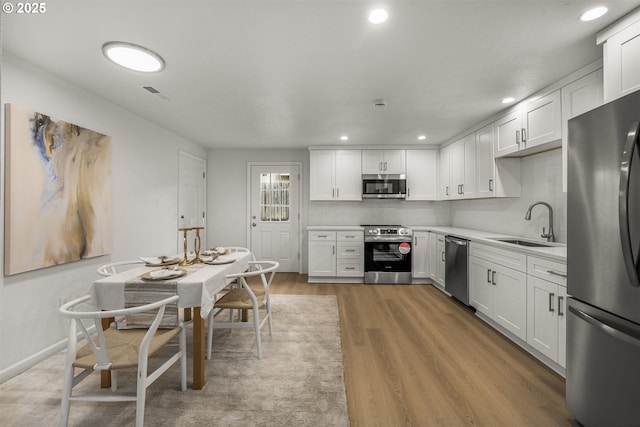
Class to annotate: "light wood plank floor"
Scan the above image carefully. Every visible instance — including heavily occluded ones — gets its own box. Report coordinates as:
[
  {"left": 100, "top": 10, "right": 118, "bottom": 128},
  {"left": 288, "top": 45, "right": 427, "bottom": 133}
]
[{"left": 270, "top": 273, "right": 572, "bottom": 427}]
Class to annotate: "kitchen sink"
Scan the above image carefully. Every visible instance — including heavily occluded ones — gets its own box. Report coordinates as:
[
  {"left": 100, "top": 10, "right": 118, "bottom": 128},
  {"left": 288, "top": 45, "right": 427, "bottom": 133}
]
[{"left": 492, "top": 238, "right": 553, "bottom": 248}]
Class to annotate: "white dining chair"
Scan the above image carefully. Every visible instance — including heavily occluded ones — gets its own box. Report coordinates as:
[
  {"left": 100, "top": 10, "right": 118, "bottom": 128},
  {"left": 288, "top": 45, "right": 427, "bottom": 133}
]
[
  {"left": 206, "top": 260, "right": 279, "bottom": 359},
  {"left": 97, "top": 260, "right": 144, "bottom": 277},
  {"left": 59, "top": 294, "right": 187, "bottom": 427}
]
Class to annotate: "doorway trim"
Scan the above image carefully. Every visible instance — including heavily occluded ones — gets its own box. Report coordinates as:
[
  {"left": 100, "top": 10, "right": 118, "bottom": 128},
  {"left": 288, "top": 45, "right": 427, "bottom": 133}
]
[
  {"left": 247, "top": 162, "right": 303, "bottom": 273},
  {"left": 178, "top": 150, "right": 207, "bottom": 253}
]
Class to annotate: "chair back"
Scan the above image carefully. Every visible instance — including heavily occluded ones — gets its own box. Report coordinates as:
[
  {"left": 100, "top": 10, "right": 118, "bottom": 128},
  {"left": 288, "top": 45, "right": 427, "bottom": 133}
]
[
  {"left": 97, "top": 260, "right": 144, "bottom": 277},
  {"left": 227, "top": 260, "right": 279, "bottom": 295},
  {"left": 59, "top": 295, "right": 179, "bottom": 370}
]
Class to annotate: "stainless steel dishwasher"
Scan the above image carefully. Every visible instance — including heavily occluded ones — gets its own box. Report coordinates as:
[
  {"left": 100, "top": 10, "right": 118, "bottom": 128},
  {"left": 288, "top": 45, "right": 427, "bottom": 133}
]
[{"left": 445, "top": 235, "right": 469, "bottom": 305}]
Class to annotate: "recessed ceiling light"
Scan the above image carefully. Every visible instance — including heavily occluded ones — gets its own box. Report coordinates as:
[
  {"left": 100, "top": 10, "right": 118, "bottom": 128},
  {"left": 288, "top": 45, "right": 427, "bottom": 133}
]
[
  {"left": 501, "top": 97, "right": 515, "bottom": 104},
  {"left": 368, "top": 9, "right": 388, "bottom": 24},
  {"left": 102, "top": 41, "right": 165, "bottom": 72},
  {"left": 418, "top": 135, "right": 427, "bottom": 140},
  {"left": 340, "top": 135, "right": 349, "bottom": 141},
  {"left": 579, "top": 6, "right": 608, "bottom": 22}
]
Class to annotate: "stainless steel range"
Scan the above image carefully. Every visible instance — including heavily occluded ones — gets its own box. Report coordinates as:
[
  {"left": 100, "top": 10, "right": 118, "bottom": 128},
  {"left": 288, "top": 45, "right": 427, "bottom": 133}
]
[{"left": 362, "top": 225, "right": 413, "bottom": 284}]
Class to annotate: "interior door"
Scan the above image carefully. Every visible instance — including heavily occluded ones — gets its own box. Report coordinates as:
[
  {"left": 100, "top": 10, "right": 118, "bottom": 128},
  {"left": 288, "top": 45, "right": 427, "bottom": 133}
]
[
  {"left": 250, "top": 165, "right": 300, "bottom": 272},
  {"left": 178, "top": 151, "right": 206, "bottom": 253}
]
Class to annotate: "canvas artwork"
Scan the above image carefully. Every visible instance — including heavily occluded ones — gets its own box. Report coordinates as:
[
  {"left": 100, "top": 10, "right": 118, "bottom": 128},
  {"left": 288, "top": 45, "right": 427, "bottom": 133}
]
[{"left": 4, "top": 104, "right": 112, "bottom": 275}]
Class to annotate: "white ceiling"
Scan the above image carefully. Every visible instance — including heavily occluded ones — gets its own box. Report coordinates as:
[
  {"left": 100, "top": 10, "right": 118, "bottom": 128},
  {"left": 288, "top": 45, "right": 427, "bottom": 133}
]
[{"left": 3, "top": 1, "right": 640, "bottom": 149}]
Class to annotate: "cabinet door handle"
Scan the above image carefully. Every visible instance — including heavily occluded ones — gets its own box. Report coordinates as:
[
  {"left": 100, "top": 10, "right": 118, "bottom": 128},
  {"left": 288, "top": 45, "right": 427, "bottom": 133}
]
[
  {"left": 516, "top": 129, "right": 521, "bottom": 144},
  {"left": 345, "top": 267, "right": 356, "bottom": 270},
  {"left": 549, "top": 293, "right": 555, "bottom": 312},
  {"left": 487, "top": 269, "right": 492, "bottom": 283},
  {"left": 546, "top": 270, "right": 567, "bottom": 278},
  {"left": 414, "top": 237, "right": 418, "bottom": 246},
  {"left": 461, "top": 184, "right": 464, "bottom": 194},
  {"left": 408, "top": 188, "right": 411, "bottom": 198},
  {"left": 446, "top": 186, "right": 449, "bottom": 196},
  {"left": 345, "top": 249, "right": 356, "bottom": 252},
  {"left": 522, "top": 128, "right": 527, "bottom": 143},
  {"left": 317, "top": 234, "right": 328, "bottom": 238},
  {"left": 558, "top": 296, "right": 564, "bottom": 317},
  {"left": 489, "top": 179, "right": 494, "bottom": 191},
  {"left": 384, "top": 161, "right": 388, "bottom": 171},
  {"left": 332, "top": 188, "right": 335, "bottom": 198},
  {"left": 379, "top": 161, "right": 383, "bottom": 171},
  {"left": 332, "top": 245, "right": 335, "bottom": 255},
  {"left": 441, "top": 252, "right": 445, "bottom": 262},
  {"left": 491, "top": 271, "right": 496, "bottom": 285},
  {"left": 336, "top": 188, "right": 340, "bottom": 198}
]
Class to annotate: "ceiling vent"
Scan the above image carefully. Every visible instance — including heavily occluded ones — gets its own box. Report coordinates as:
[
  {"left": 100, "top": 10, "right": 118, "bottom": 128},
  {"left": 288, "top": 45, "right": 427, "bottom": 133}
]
[
  {"left": 373, "top": 98, "right": 387, "bottom": 108},
  {"left": 142, "top": 85, "right": 172, "bottom": 101}
]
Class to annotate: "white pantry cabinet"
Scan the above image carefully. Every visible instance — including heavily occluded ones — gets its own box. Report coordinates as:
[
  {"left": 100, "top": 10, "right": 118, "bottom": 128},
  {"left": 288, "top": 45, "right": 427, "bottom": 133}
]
[
  {"left": 469, "top": 242, "right": 527, "bottom": 341},
  {"left": 561, "top": 69, "right": 603, "bottom": 192},
  {"left": 412, "top": 231, "right": 430, "bottom": 279},
  {"left": 526, "top": 256, "right": 567, "bottom": 367},
  {"left": 362, "top": 149, "right": 406, "bottom": 174},
  {"left": 405, "top": 150, "right": 438, "bottom": 200},
  {"left": 598, "top": 9, "right": 640, "bottom": 102},
  {"left": 309, "top": 150, "right": 361, "bottom": 201}
]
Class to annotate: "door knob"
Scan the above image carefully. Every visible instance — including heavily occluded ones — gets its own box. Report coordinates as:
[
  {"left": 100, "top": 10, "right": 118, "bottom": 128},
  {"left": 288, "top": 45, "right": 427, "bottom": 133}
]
[{"left": 252, "top": 223, "right": 257, "bottom": 227}]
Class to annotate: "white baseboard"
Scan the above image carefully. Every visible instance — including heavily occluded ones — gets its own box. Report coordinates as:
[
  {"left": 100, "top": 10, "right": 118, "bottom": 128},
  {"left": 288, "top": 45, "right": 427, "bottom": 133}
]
[{"left": 0, "top": 338, "right": 67, "bottom": 383}]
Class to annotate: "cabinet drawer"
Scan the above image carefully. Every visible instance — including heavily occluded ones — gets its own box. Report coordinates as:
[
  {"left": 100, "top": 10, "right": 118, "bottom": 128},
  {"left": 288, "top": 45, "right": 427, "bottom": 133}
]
[
  {"left": 337, "top": 259, "right": 364, "bottom": 277},
  {"left": 337, "top": 231, "right": 364, "bottom": 242},
  {"left": 527, "top": 256, "right": 567, "bottom": 287},
  {"left": 470, "top": 242, "right": 527, "bottom": 272},
  {"left": 309, "top": 231, "right": 337, "bottom": 241},
  {"left": 337, "top": 242, "right": 362, "bottom": 258}
]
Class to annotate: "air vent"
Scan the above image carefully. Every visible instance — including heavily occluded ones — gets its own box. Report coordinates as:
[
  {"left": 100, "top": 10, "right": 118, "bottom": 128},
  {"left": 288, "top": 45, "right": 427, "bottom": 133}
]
[{"left": 141, "top": 85, "right": 172, "bottom": 101}]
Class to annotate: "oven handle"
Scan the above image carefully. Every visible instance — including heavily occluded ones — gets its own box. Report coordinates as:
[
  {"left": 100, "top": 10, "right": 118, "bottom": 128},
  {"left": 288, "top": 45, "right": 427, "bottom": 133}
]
[{"left": 365, "top": 237, "right": 413, "bottom": 243}]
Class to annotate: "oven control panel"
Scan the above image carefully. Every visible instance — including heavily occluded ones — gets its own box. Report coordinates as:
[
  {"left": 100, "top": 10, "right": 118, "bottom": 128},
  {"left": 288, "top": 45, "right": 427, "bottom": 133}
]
[{"left": 363, "top": 226, "right": 412, "bottom": 237}]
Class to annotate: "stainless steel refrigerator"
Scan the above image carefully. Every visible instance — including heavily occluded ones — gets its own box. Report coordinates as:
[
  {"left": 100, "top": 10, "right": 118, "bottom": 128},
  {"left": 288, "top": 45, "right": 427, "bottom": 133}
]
[{"left": 566, "top": 89, "right": 640, "bottom": 426}]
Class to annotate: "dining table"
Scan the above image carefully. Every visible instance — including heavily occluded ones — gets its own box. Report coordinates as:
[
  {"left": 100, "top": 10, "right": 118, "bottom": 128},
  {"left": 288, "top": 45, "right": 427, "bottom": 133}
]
[{"left": 90, "top": 250, "right": 252, "bottom": 390}]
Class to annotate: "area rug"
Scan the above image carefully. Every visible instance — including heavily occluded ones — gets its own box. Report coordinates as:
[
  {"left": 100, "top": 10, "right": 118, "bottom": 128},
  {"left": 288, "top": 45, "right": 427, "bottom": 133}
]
[{"left": 0, "top": 294, "right": 349, "bottom": 426}]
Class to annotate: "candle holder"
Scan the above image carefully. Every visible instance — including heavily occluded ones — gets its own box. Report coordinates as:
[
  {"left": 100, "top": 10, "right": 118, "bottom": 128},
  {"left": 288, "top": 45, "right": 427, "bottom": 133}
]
[
  {"left": 178, "top": 227, "right": 192, "bottom": 266},
  {"left": 192, "top": 227, "right": 204, "bottom": 264}
]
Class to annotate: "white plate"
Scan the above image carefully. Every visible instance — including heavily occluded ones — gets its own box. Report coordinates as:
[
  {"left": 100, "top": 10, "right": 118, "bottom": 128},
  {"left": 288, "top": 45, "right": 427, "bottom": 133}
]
[
  {"left": 204, "top": 256, "right": 234, "bottom": 265},
  {"left": 140, "top": 256, "right": 180, "bottom": 266},
  {"left": 141, "top": 269, "right": 187, "bottom": 281}
]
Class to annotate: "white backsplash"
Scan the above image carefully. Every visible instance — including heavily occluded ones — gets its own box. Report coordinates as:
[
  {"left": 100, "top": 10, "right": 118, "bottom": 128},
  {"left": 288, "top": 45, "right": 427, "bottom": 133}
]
[
  {"left": 308, "top": 199, "right": 451, "bottom": 227},
  {"left": 450, "top": 149, "right": 567, "bottom": 243}
]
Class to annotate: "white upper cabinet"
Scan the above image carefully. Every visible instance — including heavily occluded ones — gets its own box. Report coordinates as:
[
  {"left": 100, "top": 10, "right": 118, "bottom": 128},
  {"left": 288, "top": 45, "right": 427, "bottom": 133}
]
[
  {"left": 475, "top": 124, "right": 496, "bottom": 198},
  {"left": 561, "top": 69, "right": 603, "bottom": 192},
  {"left": 309, "top": 150, "right": 361, "bottom": 201},
  {"left": 598, "top": 9, "right": 640, "bottom": 102},
  {"left": 362, "top": 150, "right": 406, "bottom": 174},
  {"left": 495, "top": 90, "right": 562, "bottom": 158},
  {"left": 405, "top": 150, "right": 438, "bottom": 201},
  {"left": 494, "top": 111, "right": 522, "bottom": 157},
  {"left": 439, "top": 144, "right": 451, "bottom": 199}
]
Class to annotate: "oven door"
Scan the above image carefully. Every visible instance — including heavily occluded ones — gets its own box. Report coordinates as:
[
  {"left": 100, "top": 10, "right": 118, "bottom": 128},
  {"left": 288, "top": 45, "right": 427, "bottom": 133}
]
[{"left": 364, "top": 240, "right": 412, "bottom": 284}]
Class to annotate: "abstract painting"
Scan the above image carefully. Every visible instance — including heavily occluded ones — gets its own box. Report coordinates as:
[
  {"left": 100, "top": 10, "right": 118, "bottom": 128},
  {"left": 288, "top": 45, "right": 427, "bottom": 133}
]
[{"left": 4, "top": 104, "right": 112, "bottom": 275}]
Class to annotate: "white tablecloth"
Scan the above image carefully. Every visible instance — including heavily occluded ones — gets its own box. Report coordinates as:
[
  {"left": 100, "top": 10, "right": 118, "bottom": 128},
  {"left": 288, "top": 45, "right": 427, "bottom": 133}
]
[{"left": 90, "top": 251, "right": 251, "bottom": 318}]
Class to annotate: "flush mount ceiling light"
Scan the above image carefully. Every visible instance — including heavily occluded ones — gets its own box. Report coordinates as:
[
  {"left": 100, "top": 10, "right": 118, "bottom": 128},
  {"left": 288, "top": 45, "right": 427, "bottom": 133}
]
[
  {"left": 102, "top": 41, "right": 165, "bottom": 72},
  {"left": 368, "top": 9, "right": 388, "bottom": 24},
  {"left": 418, "top": 135, "right": 427, "bottom": 141},
  {"left": 340, "top": 135, "right": 349, "bottom": 141},
  {"left": 579, "top": 6, "right": 608, "bottom": 22},
  {"left": 501, "top": 97, "right": 516, "bottom": 104}
]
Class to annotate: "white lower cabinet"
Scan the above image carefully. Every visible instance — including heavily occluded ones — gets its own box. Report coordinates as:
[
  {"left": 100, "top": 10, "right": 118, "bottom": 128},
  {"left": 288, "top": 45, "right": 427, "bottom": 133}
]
[
  {"left": 429, "top": 233, "right": 446, "bottom": 286},
  {"left": 526, "top": 255, "right": 568, "bottom": 367},
  {"left": 412, "top": 231, "right": 430, "bottom": 279},
  {"left": 469, "top": 243, "right": 527, "bottom": 341},
  {"left": 308, "top": 229, "right": 363, "bottom": 282}
]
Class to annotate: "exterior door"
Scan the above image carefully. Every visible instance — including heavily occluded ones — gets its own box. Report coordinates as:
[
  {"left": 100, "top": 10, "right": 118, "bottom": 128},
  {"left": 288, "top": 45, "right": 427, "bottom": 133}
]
[
  {"left": 250, "top": 165, "right": 300, "bottom": 272},
  {"left": 178, "top": 151, "right": 206, "bottom": 253}
]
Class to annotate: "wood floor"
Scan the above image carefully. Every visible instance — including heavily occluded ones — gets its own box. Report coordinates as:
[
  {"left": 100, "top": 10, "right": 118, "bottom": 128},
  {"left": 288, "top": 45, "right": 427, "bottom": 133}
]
[{"left": 270, "top": 273, "right": 572, "bottom": 427}]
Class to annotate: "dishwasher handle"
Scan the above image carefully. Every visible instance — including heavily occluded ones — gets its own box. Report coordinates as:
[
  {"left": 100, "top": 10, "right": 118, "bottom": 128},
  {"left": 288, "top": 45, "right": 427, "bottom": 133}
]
[{"left": 445, "top": 236, "right": 468, "bottom": 246}]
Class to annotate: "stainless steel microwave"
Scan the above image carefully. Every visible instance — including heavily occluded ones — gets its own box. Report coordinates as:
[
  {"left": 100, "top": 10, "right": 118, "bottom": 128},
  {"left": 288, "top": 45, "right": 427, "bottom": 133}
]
[{"left": 362, "top": 174, "right": 407, "bottom": 199}]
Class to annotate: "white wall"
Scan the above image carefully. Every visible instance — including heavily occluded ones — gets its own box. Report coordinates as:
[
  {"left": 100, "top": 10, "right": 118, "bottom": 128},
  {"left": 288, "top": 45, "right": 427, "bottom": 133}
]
[
  {"left": 450, "top": 149, "right": 567, "bottom": 242},
  {"left": 0, "top": 53, "right": 206, "bottom": 381}
]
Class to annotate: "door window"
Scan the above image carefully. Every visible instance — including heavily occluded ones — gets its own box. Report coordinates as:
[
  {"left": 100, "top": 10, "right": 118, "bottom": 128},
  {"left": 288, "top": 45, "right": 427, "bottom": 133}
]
[{"left": 260, "top": 173, "right": 290, "bottom": 222}]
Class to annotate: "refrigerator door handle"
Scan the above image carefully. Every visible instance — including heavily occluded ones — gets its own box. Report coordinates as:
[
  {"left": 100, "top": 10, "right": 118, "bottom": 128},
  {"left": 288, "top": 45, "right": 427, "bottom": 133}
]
[
  {"left": 569, "top": 305, "right": 640, "bottom": 349},
  {"left": 618, "top": 121, "right": 640, "bottom": 288}
]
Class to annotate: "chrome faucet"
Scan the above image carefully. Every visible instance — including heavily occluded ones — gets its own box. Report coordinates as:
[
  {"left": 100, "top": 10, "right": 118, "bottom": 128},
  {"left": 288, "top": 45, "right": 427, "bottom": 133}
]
[{"left": 524, "top": 201, "right": 555, "bottom": 242}]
